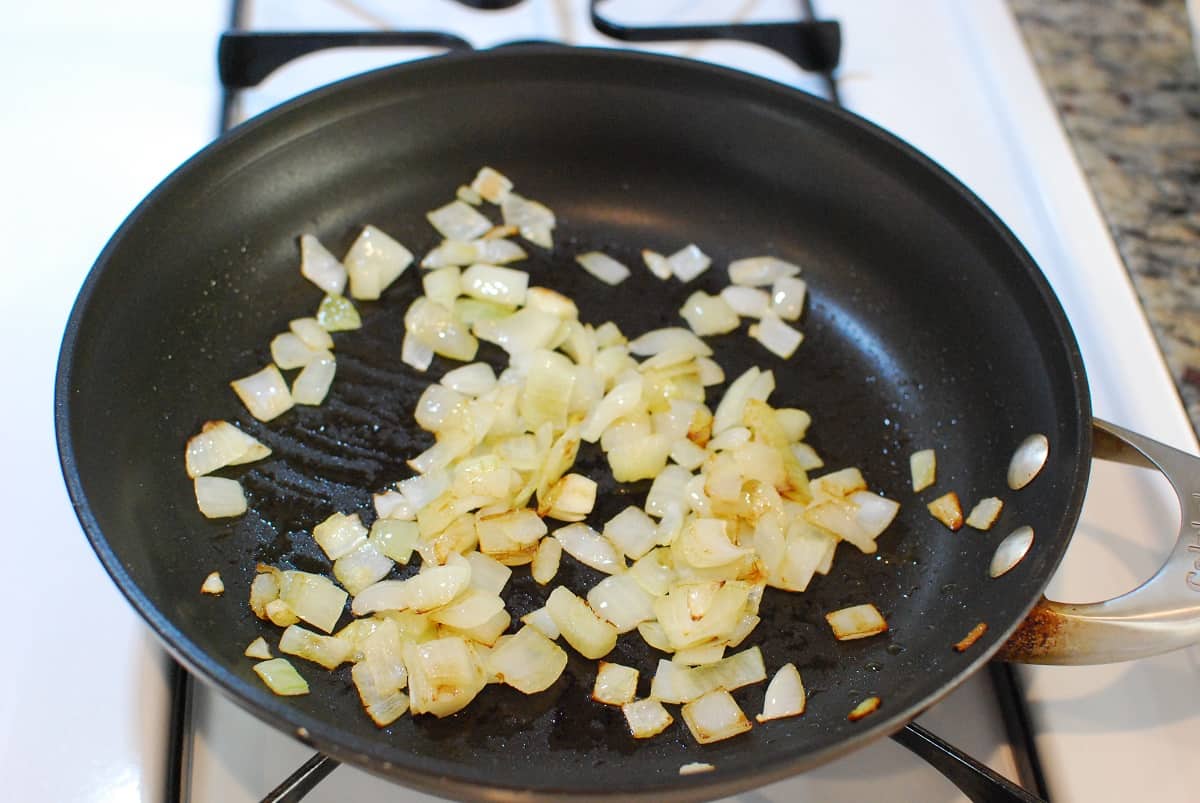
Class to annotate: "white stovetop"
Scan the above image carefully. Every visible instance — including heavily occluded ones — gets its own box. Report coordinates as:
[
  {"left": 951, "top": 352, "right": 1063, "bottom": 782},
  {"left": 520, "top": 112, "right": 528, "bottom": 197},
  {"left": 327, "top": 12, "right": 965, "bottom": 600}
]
[{"left": 3, "top": 2, "right": 1197, "bottom": 802}]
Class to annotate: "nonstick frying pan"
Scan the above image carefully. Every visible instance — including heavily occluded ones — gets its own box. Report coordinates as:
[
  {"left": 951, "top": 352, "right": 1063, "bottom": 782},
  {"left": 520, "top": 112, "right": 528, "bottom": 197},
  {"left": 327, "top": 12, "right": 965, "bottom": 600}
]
[{"left": 55, "top": 48, "right": 1200, "bottom": 801}]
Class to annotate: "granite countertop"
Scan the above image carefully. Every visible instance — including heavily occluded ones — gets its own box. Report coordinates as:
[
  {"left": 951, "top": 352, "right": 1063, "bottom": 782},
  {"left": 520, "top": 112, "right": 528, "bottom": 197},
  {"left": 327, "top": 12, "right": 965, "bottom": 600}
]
[{"left": 1009, "top": 0, "right": 1200, "bottom": 437}]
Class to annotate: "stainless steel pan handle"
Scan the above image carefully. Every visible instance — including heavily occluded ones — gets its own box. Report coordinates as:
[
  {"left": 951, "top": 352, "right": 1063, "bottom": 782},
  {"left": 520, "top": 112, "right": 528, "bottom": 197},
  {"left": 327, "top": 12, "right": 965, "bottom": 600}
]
[{"left": 999, "top": 419, "right": 1200, "bottom": 665}]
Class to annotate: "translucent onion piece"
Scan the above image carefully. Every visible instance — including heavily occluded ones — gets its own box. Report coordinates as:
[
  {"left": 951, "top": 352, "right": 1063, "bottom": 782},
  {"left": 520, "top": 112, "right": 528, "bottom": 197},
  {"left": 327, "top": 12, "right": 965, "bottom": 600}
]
[
  {"left": 525, "top": 286, "right": 578, "bottom": 320},
  {"left": 194, "top": 476, "right": 247, "bottom": 518},
  {"left": 441, "top": 362, "right": 497, "bottom": 397},
  {"left": 927, "top": 491, "right": 965, "bottom": 531},
  {"left": 231, "top": 365, "right": 294, "bottom": 422},
  {"left": 520, "top": 605, "right": 560, "bottom": 639},
  {"left": 653, "top": 582, "right": 750, "bottom": 650},
  {"left": 249, "top": 571, "right": 280, "bottom": 619},
  {"left": 279, "top": 570, "right": 348, "bottom": 633},
  {"left": 470, "top": 166, "right": 513, "bottom": 204},
  {"left": 415, "top": 384, "right": 468, "bottom": 433},
  {"left": 803, "top": 498, "right": 880, "bottom": 554},
  {"left": 792, "top": 443, "right": 823, "bottom": 471},
  {"left": 404, "top": 297, "right": 477, "bottom": 361},
  {"left": 711, "top": 367, "right": 760, "bottom": 436},
  {"left": 279, "top": 625, "right": 353, "bottom": 669},
  {"left": 352, "top": 562, "right": 471, "bottom": 616},
  {"left": 990, "top": 526, "right": 1035, "bottom": 578},
  {"left": 518, "top": 349, "right": 575, "bottom": 431},
  {"left": 461, "top": 263, "right": 529, "bottom": 305},
  {"left": 756, "top": 663, "right": 806, "bottom": 722},
  {"left": 649, "top": 647, "right": 766, "bottom": 703},
  {"left": 292, "top": 351, "right": 335, "bottom": 405},
  {"left": 966, "top": 497, "right": 1004, "bottom": 530},
  {"left": 265, "top": 599, "right": 299, "bottom": 627},
  {"left": 1008, "top": 433, "right": 1049, "bottom": 490},
  {"left": 579, "top": 376, "right": 643, "bottom": 443},
  {"left": 645, "top": 465, "right": 692, "bottom": 517},
  {"left": 253, "top": 658, "right": 309, "bottom": 696},
  {"left": 677, "top": 518, "right": 752, "bottom": 568},
  {"left": 629, "top": 549, "right": 676, "bottom": 597},
  {"left": 370, "top": 520, "right": 419, "bottom": 564},
  {"left": 607, "top": 434, "right": 671, "bottom": 483},
  {"left": 486, "top": 626, "right": 568, "bottom": 694},
  {"left": 637, "top": 621, "right": 674, "bottom": 653},
  {"left": 344, "top": 224, "right": 413, "bottom": 300},
  {"left": 316, "top": 294, "right": 362, "bottom": 332},
  {"left": 404, "top": 636, "right": 487, "bottom": 717},
  {"left": 200, "top": 571, "right": 224, "bottom": 595},
  {"left": 333, "top": 539, "right": 394, "bottom": 595},
  {"left": 531, "top": 537, "right": 562, "bottom": 585},
  {"left": 825, "top": 603, "right": 888, "bottom": 640},
  {"left": 749, "top": 313, "right": 804, "bottom": 359},
  {"left": 185, "top": 420, "right": 270, "bottom": 478},
  {"left": 848, "top": 491, "right": 901, "bottom": 539},
  {"left": 555, "top": 523, "right": 625, "bottom": 575},
  {"left": 910, "top": 449, "right": 937, "bottom": 492},
  {"left": 271, "top": 332, "right": 320, "bottom": 369},
  {"left": 313, "top": 512, "right": 368, "bottom": 560},
  {"left": 545, "top": 586, "right": 618, "bottom": 660},
  {"left": 422, "top": 265, "right": 461, "bottom": 308},
  {"left": 681, "top": 689, "right": 752, "bottom": 744},
  {"left": 540, "top": 473, "right": 597, "bottom": 522},
  {"left": 473, "top": 307, "right": 561, "bottom": 356},
  {"left": 477, "top": 509, "right": 547, "bottom": 558},
  {"left": 628, "top": 327, "right": 713, "bottom": 358},
  {"left": 642, "top": 249, "right": 672, "bottom": 280},
  {"left": 576, "top": 251, "right": 631, "bottom": 286},
  {"left": 427, "top": 200, "right": 492, "bottom": 241},
  {"left": 300, "top": 234, "right": 347, "bottom": 295},
  {"left": 603, "top": 506, "right": 659, "bottom": 561},
  {"left": 465, "top": 551, "right": 511, "bottom": 595},
  {"left": 667, "top": 244, "right": 712, "bottom": 282},
  {"left": 587, "top": 574, "right": 656, "bottom": 633},
  {"left": 428, "top": 589, "right": 506, "bottom": 630},
  {"left": 457, "top": 184, "right": 482, "bottom": 205},
  {"left": 592, "top": 661, "right": 638, "bottom": 705},
  {"left": 728, "top": 255, "right": 800, "bottom": 286},
  {"left": 401, "top": 332, "right": 434, "bottom": 372},
  {"left": 672, "top": 641, "right": 725, "bottom": 666},
  {"left": 770, "top": 276, "right": 807, "bottom": 321},
  {"left": 501, "top": 193, "right": 555, "bottom": 233},
  {"left": 244, "top": 637, "right": 272, "bottom": 660},
  {"left": 811, "top": 467, "right": 868, "bottom": 499},
  {"left": 623, "top": 699, "right": 674, "bottom": 738},
  {"left": 352, "top": 662, "right": 410, "bottom": 726},
  {"left": 719, "top": 285, "right": 770, "bottom": 318},
  {"left": 289, "top": 317, "right": 333, "bottom": 350},
  {"left": 680, "top": 291, "right": 740, "bottom": 336},
  {"left": 848, "top": 696, "right": 881, "bottom": 721},
  {"left": 679, "top": 763, "right": 715, "bottom": 776},
  {"left": 696, "top": 357, "right": 725, "bottom": 387}
]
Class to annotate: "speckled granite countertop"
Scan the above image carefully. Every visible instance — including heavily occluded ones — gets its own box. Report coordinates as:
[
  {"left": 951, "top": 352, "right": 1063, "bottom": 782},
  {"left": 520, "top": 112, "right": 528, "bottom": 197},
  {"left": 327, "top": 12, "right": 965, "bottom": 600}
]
[{"left": 1009, "top": 0, "right": 1199, "bottom": 436}]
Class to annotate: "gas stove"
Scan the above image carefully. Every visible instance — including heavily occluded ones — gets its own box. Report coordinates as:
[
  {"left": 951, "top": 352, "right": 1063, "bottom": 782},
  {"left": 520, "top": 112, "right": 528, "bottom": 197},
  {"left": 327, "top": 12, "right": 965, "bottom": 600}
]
[{"left": 12, "top": 1, "right": 1199, "bottom": 802}]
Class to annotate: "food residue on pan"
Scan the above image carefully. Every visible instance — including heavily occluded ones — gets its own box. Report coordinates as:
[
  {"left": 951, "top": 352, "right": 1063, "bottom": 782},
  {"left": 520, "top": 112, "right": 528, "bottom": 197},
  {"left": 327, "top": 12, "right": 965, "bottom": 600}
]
[
  {"left": 847, "top": 696, "right": 881, "bottom": 722},
  {"left": 953, "top": 622, "right": 989, "bottom": 653}
]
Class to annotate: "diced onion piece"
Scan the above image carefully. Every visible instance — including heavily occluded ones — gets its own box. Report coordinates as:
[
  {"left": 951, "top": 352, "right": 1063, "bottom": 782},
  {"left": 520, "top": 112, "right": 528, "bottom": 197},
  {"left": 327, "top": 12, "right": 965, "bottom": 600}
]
[
  {"left": 316, "top": 294, "right": 362, "bottom": 332},
  {"left": 848, "top": 696, "right": 881, "bottom": 721},
  {"left": 928, "top": 491, "right": 965, "bottom": 531},
  {"left": 770, "top": 276, "right": 807, "bottom": 321},
  {"left": 279, "top": 625, "right": 353, "bottom": 669},
  {"left": 300, "top": 234, "right": 347, "bottom": 295},
  {"left": 623, "top": 698, "right": 674, "bottom": 739},
  {"left": 555, "top": 523, "right": 625, "bottom": 575},
  {"left": 603, "top": 506, "right": 659, "bottom": 561},
  {"left": 680, "top": 291, "right": 740, "bottom": 336},
  {"left": 525, "top": 287, "right": 578, "bottom": 320},
  {"left": 825, "top": 603, "right": 888, "bottom": 641},
  {"left": 231, "top": 365, "right": 294, "bottom": 422},
  {"left": 253, "top": 658, "right": 309, "bottom": 696},
  {"left": 677, "top": 518, "right": 752, "bottom": 568},
  {"left": 279, "top": 571, "right": 348, "bottom": 633},
  {"left": 667, "top": 244, "right": 712, "bottom": 282},
  {"left": 756, "top": 663, "right": 806, "bottom": 722},
  {"left": 522, "top": 604, "right": 561, "bottom": 639},
  {"left": 645, "top": 465, "right": 692, "bottom": 518},
  {"left": 803, "top": 499, "right": 876, "bottom": 554},
  {"left": 576, "top": 251, "right": 631, "bottom": 286},
  {"left": 457, "top": 184, "right": 482, "bottom": 205},
  {"left": 695, "top": 357, "right": 725, "bottom": 387},
  {"left": 370, "top": 519, "right": 419, "bottom": 564},
  {"left": 519, "top": 349, "right": 575, "bottom": 430},
  {"left": 910, "top": 449, "right": 936, "bottom": 492},
  {"left": 540, "top": 473, "right": 597, "bottom": 522},
  {"left": 185, "top": 420, "right": 271, "bottom": 478},
  {"left": 404, "top": 636, "right": 487, "bottom": 717},
  {"left": 473, "top": 307, "right": 561, "bottom": 356},
  {"left": 642, "top": 249, "right": 672, "bottom": 280},
  {"left": 470, "top": 166, "right": 513, "bottom": 204},
  {"left": 653, "top": 582, "right": 751, "bottom": 650},
  {"left": 464, "top": 551, "right": 511, "bottom": 595},
  {"left": 628, "top": 327, "right": 713, "bottom": 358},
  {"left": 441, "top": 363, "right": 497, "bottom": 397},
  {"left": 265, "top": 599, "right": 299, "bottom": 627},
  {"left": 681, "top": 689, "right": 752, "bottom": 744},
  {"left": 607, "top": 434, "right": 671, "bottom": 483},
  {"left": 428, "top": 589, "right": 506, "bottom": 630},
  {"left": 271, "top": 332, "right": 320, "bottom": 369},
  {"left": 244, "top": 637, "right": 271, "bottom": 660},
  {"left": 486, "top": 626, "right": 567, "bottom": 694},
  {"left": 728, "top": 256, "right": 800, "bottom": 286},
  {"left": 649, "top": 647, "right": 766, "bottom": 703},
  {"left": 313, "top": 512, "right": 368, "bottom": 560},
  {"left": 587, "top": 574, "right": 656, "bottom": 632},
  {"left": 593, "top": 661, "right": 639, "bottom": 705},
  {"left": 249, "top": 570, "right": 280, "bottom": 619},
  {"left": 501, "top": 193, "right": 555, "bottom": 237},
  {"left": 966, "top": 497, "right": 1004, "bottom": 530},
  {"left": 629, "top": 550, "right": 676, "bottom": 597},
  {"left": 775, "top": 522, "right": 837, "bottom": 592},
  {"left": 711, "top": 367, "right": 760, "bottom": 435},
  {"left": 720, "top": 285, "right": 770, "bottom": 318},
  {"left": 200, "top": 571, "right": 224, "bottom": 595},
  {"left": 792, "top": 443, "right": 823, "bottom": 470},
  {"left": 333, "top": 539, "right": 393, "bottom": 595},
  {"left": 848, "top": 491, "right": 901, "bottom": 539},
  {"left": 290, "top": 317, "right": 334, "bottom": 350},
  {"left": 461, "top": 263, "right": 529, "bottom": 305},
  {"left": 292, "top": 351, "right": 335, "bottom": 405},
  {"left": 351, "top": 562, "right": 471, "bottom": 616},
  {"left": 776, "top": 407, "right": 811, "bottom": 440},
  {"left": 679, "top": 763, "right": 715, "bottom": 775},
  {"left": 579, "top": 376, "right": 643, "bottom": 443},
  {"left": 811, "top": 467, "right": 867, "bottom": 498},
  {"left": 352, "top": 663, "right": 410, "bottom": 726},
  {"left": 194, "top": 476, "right": 247, "bottom": 518},
  {"left": 401, "top": 332, "right": 434, "bottom": 372},
  {"left": 422, "top": 265, "right": 461, "bottom": 308},
  {"left": 672, "top": 642, "right": 725, "bottom": 666},
  {"left": 477, "top": 508, "right": 547, "bottom": 558},
  {"left": 344, "top": 225, "right": 413, "bottom": 300},
  {"left": 545, "top": 586, "right": 618, "bottom": 660},
  {"left": 531, "top": 537, "right": 562, "bottom": 585},
  {"left": 427, "top": 200, "right": 492, "bottom": 241},
  {"left": 405, "top": 297, "right": 478, "bottom": 361},
  {"left": 637, "top": 621, "right": 674, "bottom": 653},
  {"left": 749, "top": 313, "right": 803, "bottom": 359},
  {"left": 449, "top": 608, "right": 511, "bottom": 647}
]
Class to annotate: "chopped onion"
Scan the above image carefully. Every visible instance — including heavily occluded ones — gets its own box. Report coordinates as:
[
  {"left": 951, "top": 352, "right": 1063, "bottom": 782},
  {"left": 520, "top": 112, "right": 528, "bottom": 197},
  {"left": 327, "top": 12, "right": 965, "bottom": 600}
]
[
  {"left": 554, "top": 523, "right": 625, "bottom": 575},
  {"left": 422, "top": 265, "right": 461, "bottom": 308},
  {"left": 231, "top": 364, "right": 294, "bottom": 422},
  {"left": 642, "top": 249, "right": 672, "bottom": 280},
  {"left": 695, "top": 357, "right": 725, "bottom": 387},
  {"left": 473, "top": 307, "right": 561, "bottom": 356},
  {"left": 428, "top": 589, "right": 506, "bottom": 630},
  {"left": 749, "top": 313, "right": 803, "bottom": 359},
  {"left": 576, "top": 251, "right": 631, "bottom": 285},
  {"left": 545, "top": 586, "right": 618, "bottom": 659},
  {"left": 677, "top": 518, "right": 751, "bottom": 568},
  {"left": 531, "top": 536, "right": 562, "bottom": 585},
  {"left": 966, "top": 497, "right": 1004, "bottom": 530},
  {"left": 586, "top": 574, "right": 656, "bottom": 632},
  {"left": 344, "top": 225, "right": 413, "bottom": 300},
  {"left": 825, "top": 603, "right": 888, "bottom": 641},
  {"left": 711, "top": 367, "right": 760, "bottom": 435},
  {"left": 427, "top": 200, "right": 492, "bottom": 241},
  {"left": 441, "top": 362, "right": 497, "bottom": 397},
  {"left": 910, "top": 449, "right": 936, "bottom": 492},
  {"left": 607, "top": 434, "right": 671, "bottom": 483},
  {"left": 637, "top": 620, "right": 674, "bottom": 653},
  {"left": 628, "top": 327, "right": 713, "bottom": 358},
  {"left": 194, "top": 476, "right": 247, "bottom": 518},
  {"left": 622, "top": 698, "right": 674, "bottom": 738},
  {"left": 457, "top": 184, "right": 482, "bottom": 205},
  {"left": 681, "top": 689, "right": 752, "bottom": 744},
  {"left": 629, "top": 550, "right": 676, "bottom": 597},
  {"left": 185, "top": 420, "right": 270, "bottom": 478},
  {"left": 756, "top": 663, "right": 806, "bottom": 722},
  {"left": 603, "top": 506, "right": 659, "bottom": 561},
  {"left": 253, "top": 658, "right": 309, "bottom": 696},
  {"left": 292, "top": 351, "right": 335, "bottom": 405},
  {"left": 279, "top": 570, "right": 348, "bottom": 633},
  {"left": 678, "top": 763, "right": 715, "bottom": 775},
  {"left": 770, "top": 276, "right": 807, "bottom": 321},
  {"left": 667, "top": 244, "right": 712, "bottom": 282},
  {"left": 477, "top": 508, "right": 547, "bottom": 557},
  {"left": 351, "top": 561, "right": 470, "bottom": 616},
  {"left": 672, "top": 641, "right": 725, "bottom": 666},
  {"left": 313, "top": 512, "right": 368, "bottom": 560},
  {"left": 680, "top": 291, "right": 740, "bottom": 336},
  {"left": 465, "top": 550, "right": 511, "bottom": 595},
  {"left": 369, "top": 519, "right": 418, "bottom": 563},
  {"left": 299, "top": 234, "right": 347, "bottom": 295},
  {"left": 579, "top": 376, "right": 643, "bottom": 443},
  {"left": 719, "top": 285, "right": 770, "bottom": 318},
  {"left": 461, "top": 263, "right": 529, "bottom": 306},
  {"left": 521, "top": 605, "right": 560, "bottom": 639},
  {"left": 404, "top": 636, "right": 487, "bottom": 717},
  {"left": 485, "top": 625, "right": 567, "bottom": 694},
  {"left": 405, "top": 297, "right": 478, "bottom": 361},
  {"left": 289, "top": 317, "right": 333, "bottom": 350},
  {"left": 927, "top": 491, "right": 965, "bottom": 530},
  {"left": 592, "top": 661, "right": 638, "bottom": 705},
  {"left": 201, "top": 571, "right": 224, "bottom": 595},
  {"left": 540, "top": 473, "right": 597, "bottom": 522},
  {"left": 401, "top": 332, "right": 434, "bottom": 372},
  {"left": 728, "top": 255, "right": 800, "bottom": 286},
  {"left": 279, "top": 625, "right": 353, "bottom": 669},
  {"left": 271, "top": 332, "right": 321, "bottom": 369},
  {"left": 848, "top": 696, "right": 881, "bottom": 721},
  {"left": 649, "top": 647, "right": 765, "bottom": 703},
  {"left": 352, "top": 662, "right": 410, "bottom": 726},
  {"left": 316, "top": 293, "right": 361, "bottom": 332},
  {"left": 501, "top": 193, "right": 555, "bottom": 244},
  {"left": 244, "top": 637, "right": 271, "bottom": 660},
  {"left": 470, "top": 166, "right": 513, "bottom": 204},
  {"left": 518, "top": 349, "right": 575, "bottom": 430},
  {"left": 653, "top": 582, "right": 750, "bottom": 650},
  {"left": 333, "top": 539, "right": 394, "bottom": 595}
]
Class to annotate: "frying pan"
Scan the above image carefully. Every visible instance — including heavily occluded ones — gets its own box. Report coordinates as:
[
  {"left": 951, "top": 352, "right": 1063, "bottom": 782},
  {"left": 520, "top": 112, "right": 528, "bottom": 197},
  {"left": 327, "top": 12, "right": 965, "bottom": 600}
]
[{"left": 55, "top": 48, "right": 1200, "bottom": 801}]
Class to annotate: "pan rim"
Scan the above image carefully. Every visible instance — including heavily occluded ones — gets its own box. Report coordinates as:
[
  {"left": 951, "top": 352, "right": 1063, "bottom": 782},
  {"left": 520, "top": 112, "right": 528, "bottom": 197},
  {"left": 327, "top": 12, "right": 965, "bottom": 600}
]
[{"left": 55, "top": 44, "right": 1092, "bottom": 801}]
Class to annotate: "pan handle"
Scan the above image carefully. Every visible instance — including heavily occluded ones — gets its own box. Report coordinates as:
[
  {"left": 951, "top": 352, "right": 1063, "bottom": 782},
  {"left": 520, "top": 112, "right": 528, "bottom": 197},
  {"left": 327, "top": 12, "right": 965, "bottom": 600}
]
[{"left": 998, "top": 418, "right": 1200, "bottom": 664}]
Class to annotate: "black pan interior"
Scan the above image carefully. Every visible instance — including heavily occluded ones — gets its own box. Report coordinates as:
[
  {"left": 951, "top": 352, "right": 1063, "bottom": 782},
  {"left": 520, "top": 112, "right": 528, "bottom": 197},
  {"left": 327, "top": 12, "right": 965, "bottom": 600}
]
[{"left": 56, "top": 48, "right": 1090, "bottom": 801}]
